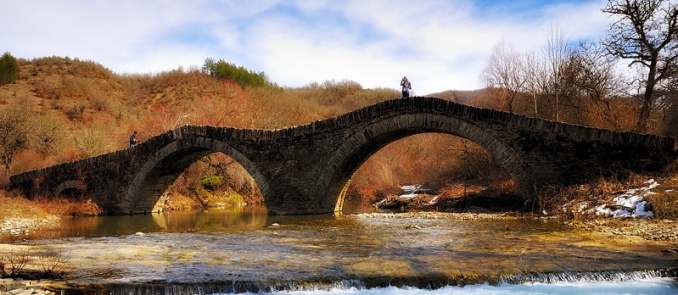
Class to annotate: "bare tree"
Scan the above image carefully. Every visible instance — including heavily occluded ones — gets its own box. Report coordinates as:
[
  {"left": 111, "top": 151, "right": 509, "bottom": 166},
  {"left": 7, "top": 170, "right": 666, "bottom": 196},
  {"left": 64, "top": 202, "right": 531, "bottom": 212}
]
[
  {"left": 29, "top": 113, "right": 66, "bottom": 156},
  {"left": 561, "top": 41, "right": 636, "bottom": 130},
  {"left": 480, "top": 40, "right": 526, "bottom": 113},
  {"left": 602, "top": 0, "right": 678, "bottom": 132},
  {"left": 659, "top": 73, "right": 678, "bottom": 136},
  {"left": 542, "top": 24, "right": 572, "bottom": 122},
  {"left": 522, "top": 49, "right": 545, "bottom": 117},
  {"left": 0, "top": 100, "right": 30, "bottom": 177}
]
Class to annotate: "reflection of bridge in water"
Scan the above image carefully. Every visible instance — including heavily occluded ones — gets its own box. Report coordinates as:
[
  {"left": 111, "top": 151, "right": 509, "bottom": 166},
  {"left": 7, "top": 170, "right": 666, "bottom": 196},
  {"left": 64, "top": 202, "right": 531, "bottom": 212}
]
[{"left": 9, "top": 97, "right": 677, "bottom": 215}]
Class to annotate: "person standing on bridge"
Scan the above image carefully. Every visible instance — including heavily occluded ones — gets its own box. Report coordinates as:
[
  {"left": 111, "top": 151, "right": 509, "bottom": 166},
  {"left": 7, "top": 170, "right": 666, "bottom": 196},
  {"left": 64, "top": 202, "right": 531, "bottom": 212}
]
[
  {"left": 129, "top": 131, "right": 139, "bottom": 148},
  {"left": 400, "top": 76, "right": 412, "bottom": 98}
]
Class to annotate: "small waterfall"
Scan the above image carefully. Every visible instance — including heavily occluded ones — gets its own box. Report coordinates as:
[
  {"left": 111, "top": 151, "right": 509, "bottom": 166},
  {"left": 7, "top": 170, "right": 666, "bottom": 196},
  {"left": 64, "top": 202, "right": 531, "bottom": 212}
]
[
  {"left": 501, "top": 268, "right": 677, "bottom": 284},
  {"left": 74, "top": 279, "right": 366, "bottom": 295},
  {"left": 65, "top": 269, "right": 676, "bottom": 294}
]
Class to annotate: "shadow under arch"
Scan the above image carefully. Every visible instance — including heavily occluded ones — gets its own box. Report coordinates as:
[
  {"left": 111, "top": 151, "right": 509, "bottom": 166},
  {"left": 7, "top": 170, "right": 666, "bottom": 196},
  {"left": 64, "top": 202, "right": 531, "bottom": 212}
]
[
  {"left": 54, "top": 180, "right": 86, "bottom": 198},
  {"left": 312, "top": 112, "right": 534, "bottom": 213},
  {"left": 124, "top": 136, "right": 271, "bottom": 214}
]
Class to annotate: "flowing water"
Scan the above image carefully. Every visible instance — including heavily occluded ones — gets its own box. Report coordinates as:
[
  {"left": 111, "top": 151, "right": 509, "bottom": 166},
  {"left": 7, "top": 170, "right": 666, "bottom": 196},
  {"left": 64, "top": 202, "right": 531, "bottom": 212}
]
[{"left": 2, "top": 207, "right": 676, "bottom": 294}]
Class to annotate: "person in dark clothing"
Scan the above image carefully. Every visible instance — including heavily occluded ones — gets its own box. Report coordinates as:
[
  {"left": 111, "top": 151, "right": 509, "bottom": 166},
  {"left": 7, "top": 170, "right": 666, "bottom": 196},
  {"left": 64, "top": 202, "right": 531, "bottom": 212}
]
[
  {"left": 400, "top": 76, "right": 412, "bottom": 97},
  {"left": 129, "top": 131, "right": 139, "bottom": 147}
]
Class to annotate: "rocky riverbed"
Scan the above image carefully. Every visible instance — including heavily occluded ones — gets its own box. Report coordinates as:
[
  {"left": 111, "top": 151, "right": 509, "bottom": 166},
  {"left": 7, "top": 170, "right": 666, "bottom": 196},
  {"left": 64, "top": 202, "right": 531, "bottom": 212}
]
[
  {"left": 0, "top": 278, "right": 66, "bottom": 295},
  {"left": 357, "top": 212, "right": 678, "bottom": 247},
  {"left": 1, "top": 217, "right": 60, "bottom": 237},
  {"left": 569, "top": 218, "right": 678, "bottom": 253}
]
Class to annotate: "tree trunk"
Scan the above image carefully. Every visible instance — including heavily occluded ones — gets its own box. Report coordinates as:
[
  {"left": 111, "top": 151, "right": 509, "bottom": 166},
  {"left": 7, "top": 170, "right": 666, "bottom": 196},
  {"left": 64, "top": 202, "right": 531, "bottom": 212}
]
[{"left": 636, "top": 84, "right": 655, "bottom": 133}]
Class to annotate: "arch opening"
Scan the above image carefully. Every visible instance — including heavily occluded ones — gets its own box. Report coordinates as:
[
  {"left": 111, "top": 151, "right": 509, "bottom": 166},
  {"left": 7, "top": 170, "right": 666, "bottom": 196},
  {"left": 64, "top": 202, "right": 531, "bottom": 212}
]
[
  {"left": 161, "top": 152, "right": 265, "bottom": 212},
  {"left": 340, "top": 133, "right": 521, "bottom": 213},
  {"left": 313, "top": 113, "right": 535, "bottom": 214},
  {"left": 125, "top": 138, "right": 268, "bottom": 214},
  {"left": 54, "top": 180, "right": 86, "bottom": 198}
]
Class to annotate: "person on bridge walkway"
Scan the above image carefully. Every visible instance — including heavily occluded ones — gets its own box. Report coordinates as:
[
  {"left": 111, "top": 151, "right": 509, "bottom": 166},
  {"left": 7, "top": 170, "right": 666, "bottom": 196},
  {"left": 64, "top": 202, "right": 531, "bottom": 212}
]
[
  {"left": 400, "top": 76, "right": 412, "bottom": 98},
  {"left": 129, "top": 131, "right": 139, "bottom": 148}
]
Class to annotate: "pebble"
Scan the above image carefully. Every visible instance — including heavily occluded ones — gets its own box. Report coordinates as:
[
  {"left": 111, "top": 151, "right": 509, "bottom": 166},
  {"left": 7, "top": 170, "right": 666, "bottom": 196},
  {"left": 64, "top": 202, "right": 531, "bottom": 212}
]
[
  {"left": 0, "top": 279, "right": 58, "bottom": 295},
  {"left": 1, "top": 217, "right": 60, "bottom": 237},
  {"left": 355, "top": 212, "right": 508, "bottom": 220},
  {"left": 360, "top": 212, "right": 678, "bottom": 244},
  {"left": 569, "top": 218, "right": 678, "bottom": 243}
]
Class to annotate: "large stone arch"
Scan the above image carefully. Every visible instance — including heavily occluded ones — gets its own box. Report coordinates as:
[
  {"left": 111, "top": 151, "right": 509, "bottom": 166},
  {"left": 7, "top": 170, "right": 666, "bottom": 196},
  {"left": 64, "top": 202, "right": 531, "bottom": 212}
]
[
  {"left": 312, "top": 112, "right": 534, "bottom": 213},
  {"left": 123, "top": 136, "right": 271, "bottom": 214}
]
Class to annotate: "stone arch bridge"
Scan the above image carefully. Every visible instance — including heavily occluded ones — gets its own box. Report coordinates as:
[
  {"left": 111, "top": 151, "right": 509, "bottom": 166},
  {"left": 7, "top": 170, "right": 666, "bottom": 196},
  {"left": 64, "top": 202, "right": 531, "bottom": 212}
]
[{"left": 9, "top": 97, "right": 677, "bottom": 215}]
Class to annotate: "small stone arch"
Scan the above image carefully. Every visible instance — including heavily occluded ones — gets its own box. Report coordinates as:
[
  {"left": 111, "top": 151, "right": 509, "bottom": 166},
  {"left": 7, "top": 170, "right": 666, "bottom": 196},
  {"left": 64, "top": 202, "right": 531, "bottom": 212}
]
[
  {"left": 54, "top": 180, "right": 86, "bottom": 198},
  {"left": 312, "top": 112, "right": 535, "bottom": 213},
  {"left": 124, "top": 136, "right": 271, "bottom": 214}
]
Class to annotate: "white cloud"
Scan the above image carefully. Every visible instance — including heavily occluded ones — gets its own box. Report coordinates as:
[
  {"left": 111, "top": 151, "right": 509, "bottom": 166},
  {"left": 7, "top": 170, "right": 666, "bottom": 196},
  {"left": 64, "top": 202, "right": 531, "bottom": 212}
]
[{"left": 0, "top": 0, "right": 613, "bottom": 94}]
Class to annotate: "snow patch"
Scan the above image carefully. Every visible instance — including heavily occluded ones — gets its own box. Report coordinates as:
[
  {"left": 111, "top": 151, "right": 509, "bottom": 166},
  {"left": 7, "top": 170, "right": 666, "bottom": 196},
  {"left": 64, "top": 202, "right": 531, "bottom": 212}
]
[
  {"left": 595, "top": 179, "right": 657, "bottom": 218},
  {"left": 398, "top": 184, "right": 428, "bottom": 199}
]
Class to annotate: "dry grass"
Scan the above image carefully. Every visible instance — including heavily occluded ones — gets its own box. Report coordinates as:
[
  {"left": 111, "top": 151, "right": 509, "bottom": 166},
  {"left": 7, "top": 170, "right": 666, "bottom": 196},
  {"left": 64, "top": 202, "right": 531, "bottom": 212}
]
[
  {"left": 646, "top": 193, "right": 678, "bottom": 218},
  {"left": 0, "top": 191, "right": 101, "bottom": 219},
  {"left": 0, "top": 191, "right": 47, "bottom": 220},
  {"left": 646, "top": 175, "right": 678, "bottom": 219},
  {"left": 32, "top": 197, "right": 103, "bottom": 216},
  {"left": 536, "top": 169, "right": 678, "bottom": 220},
  {"left": 433, "top": 180, "right": 523, "bottom": 213}
]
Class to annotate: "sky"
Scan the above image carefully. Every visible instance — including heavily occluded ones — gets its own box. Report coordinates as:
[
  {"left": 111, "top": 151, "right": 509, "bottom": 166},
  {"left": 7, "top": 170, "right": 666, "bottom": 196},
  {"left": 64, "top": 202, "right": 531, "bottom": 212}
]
[{"left": 1, "top": 0, "right": 613, "bottom": 95}]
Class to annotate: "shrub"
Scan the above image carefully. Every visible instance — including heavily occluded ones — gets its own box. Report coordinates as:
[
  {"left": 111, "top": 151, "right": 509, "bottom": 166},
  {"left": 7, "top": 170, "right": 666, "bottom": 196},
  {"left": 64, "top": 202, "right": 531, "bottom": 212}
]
[
  {"left": 1, "top": 248, "right": 30, "bottom": 277},
  {"left": 29, "top": 114, "right": 67, "bottom": 156},
  {"left": 0, "top": 52, "right": 19, "bottom": 85},
  {"left": 200, "top": 175, "right": 223, "bottom": 190},
  {"left": 74, "top": 127, "right": 111, "bottom": 157},
  {"left": 202, "top": 58, "right": 277, "bottom": 88},
  {"left": 646, "top": 194, "right": 678, "bottom": 219},
  {"left": 36, "top": 249, "right": 67, "bottom": 278},
  {"left": 65, "top": 104, "right": 86, "bottom": 121}
]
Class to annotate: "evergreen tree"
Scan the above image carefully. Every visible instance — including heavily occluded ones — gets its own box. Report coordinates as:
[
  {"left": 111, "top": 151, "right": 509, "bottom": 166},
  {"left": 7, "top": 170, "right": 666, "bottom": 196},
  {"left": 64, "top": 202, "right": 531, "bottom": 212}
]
[
  {"left": 202, "top": 58, "right": 276, "bottom": 88},
  {"left": 0, "top": 52, "right": 19, "bottom": 85}
]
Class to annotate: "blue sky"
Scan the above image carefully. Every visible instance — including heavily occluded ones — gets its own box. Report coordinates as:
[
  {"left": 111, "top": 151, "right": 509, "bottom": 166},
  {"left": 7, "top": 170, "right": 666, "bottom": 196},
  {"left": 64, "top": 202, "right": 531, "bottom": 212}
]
[{"left": 1, "top": 0, "right": 611, "bottom": 94}]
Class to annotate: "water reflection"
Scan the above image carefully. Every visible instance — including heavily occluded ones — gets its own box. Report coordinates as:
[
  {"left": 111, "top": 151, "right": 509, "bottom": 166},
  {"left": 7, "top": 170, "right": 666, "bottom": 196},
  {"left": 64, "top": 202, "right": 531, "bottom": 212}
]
[{"left": 1, "top": 207, "right": 270, "bottom": 241}]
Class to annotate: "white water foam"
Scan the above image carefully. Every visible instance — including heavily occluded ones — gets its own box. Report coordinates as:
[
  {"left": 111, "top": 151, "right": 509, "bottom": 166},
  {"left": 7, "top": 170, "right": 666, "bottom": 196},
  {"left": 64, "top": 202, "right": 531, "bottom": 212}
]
[{"left": 226, "top": 278, "right": 675, "bottom": 295}]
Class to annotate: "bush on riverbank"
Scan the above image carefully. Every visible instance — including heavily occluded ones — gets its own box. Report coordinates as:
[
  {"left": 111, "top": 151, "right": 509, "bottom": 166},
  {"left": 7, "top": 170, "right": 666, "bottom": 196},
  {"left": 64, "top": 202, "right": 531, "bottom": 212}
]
[
  {"left": 0, "top": 190, "right": 101, "bottom": 218},
  {"left": 645, "top": 174, "right": 678, "bottom": 219},
  {"left": 647, "top": 192, "right": 678, "bottom": 219}
]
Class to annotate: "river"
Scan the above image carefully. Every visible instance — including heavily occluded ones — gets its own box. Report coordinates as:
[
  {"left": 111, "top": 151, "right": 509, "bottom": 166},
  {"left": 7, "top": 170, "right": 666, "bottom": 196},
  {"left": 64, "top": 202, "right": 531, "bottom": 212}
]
[{"left": 1, "top": 207, "right": 676, "bottom": 294}]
